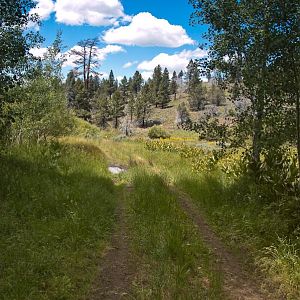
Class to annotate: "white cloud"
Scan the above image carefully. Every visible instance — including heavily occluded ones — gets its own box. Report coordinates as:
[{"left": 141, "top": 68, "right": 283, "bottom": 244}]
[
  {"left": 29, "top": 47, "right": 48, "bottom": 58},
  {"left": 140, "top": 71, "right": 153, "bottom": 80},
  {"left": 137, "top": 48, "right": 208, "bottom": 74},
  {"left": 63, "top": 44, "right": 125, "bottom": 68},
  {"left": 54, "top": 0, "right": 126, "bottom": 26},
  {"left": 30, "top": 0, "right": 55, "bottom": 20},
  {"left": 123, "top": 60, "right": 138, "bottom": 68},
  {"left": 102, "top": 12, "right": 194, "bottom": 47}
]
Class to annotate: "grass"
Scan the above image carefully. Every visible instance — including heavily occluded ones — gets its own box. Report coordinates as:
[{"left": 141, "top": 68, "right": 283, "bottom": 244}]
[
  {"left": 0, "top": 141, "right": 117, "bottom": 299},
  {"left": 126, "top": 168, "right": 223, "bottom": 299},
  {"left": 2, "top": 133, "right": 299, "bottom": 299},
  {"left": 98, "top": 138, "right": 300, "bottom": 298}
]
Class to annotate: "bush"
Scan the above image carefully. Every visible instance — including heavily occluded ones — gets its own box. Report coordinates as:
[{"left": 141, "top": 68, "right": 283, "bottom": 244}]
[
  {"left": 148, "top": 126, "right": 170, "bottom": 139},
  {"left": 73, "top": 117, "right": 101, "bottom": 139}
]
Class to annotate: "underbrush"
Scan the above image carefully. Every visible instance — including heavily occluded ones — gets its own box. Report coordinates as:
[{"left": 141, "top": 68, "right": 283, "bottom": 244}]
[
  {"left": 143, "top": 139, "right": 300, "bottom": 298},
  {"left": 72, "top": 117, "right": 102, "bottom": 139},
  {"left": 127, "top": 169, "right": 223, "bottom": 299},
  {"left": 0, "top": 141, "right": 116, "bottom": 299}
]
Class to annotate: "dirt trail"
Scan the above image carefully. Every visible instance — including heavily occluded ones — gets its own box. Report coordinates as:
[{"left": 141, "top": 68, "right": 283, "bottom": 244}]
[
  {"left": 88, "top": 187, "right": 135, "bottom": 300},
  {"left": 172, "top": 187, "right": 276, "bottom": 300}
]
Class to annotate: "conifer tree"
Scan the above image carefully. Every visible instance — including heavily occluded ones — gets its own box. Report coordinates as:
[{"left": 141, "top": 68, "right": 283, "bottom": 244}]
[
  {"left": 186, "top": 60, "right": 206, "bottom": 111},
  {"left": 92, "top": 93, "right": 110, "bottom": 128},
  {"left": 152, "top": 65, "right": 163, "bottom": 107},
  {"left": 110, "top": 90, "right": 124, "bottom": 128},
  {"left": 170, "top": 71, "right": 178, "bottom": 100},
  {"left": 65, "top": 70, "right": 76, "bottom": 108},
  {"left": 176, "top": 102, "right": 191, "bottom": 126},
  {"left": 135, "top": 83, "right": 152, "bottom": 127},
  {"left": 131, "top": 71, "right": 143, "bottom": 95},
  {"left": 119, "top": 76, "right": 129, "bottom": 103},
  {"left": 158, "top": 68, "right": 170, "bottom": 109},
  {"left": 108, "top": 70, "right": 117, "bottom": 98}
]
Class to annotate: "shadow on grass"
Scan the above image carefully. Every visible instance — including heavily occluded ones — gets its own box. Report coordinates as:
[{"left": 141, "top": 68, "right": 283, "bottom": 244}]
[{"left": 0, "top": 152, "right": 118, "bottom": 300}]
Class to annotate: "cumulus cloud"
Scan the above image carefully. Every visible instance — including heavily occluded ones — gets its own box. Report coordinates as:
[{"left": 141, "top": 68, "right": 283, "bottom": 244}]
[
  {"left": 54, "top": 0, "right": 125, "bottom": 26},
  {"left": 30, "top": 0, "right": 55, "bottom": 20},
  {"left": 123, "top": 61, "right": 138, "bottom": 68},
  {"left": 140, "top": 71, "right": 154, "bottom": 80},
  {"left": 137, "top": 48, "right": 208, "bottom": 74},
  {"left": 29, "top": 0, "right": 127, "bottom": 26},
  {"left": 63, "top": 44, "right": 125, "bottom": 68},
  {"left": 102, "top": 12, "right": 194, "bottom": 47},
  {"left": 29, "top": 47, "right": 48, "bottom": 58}
]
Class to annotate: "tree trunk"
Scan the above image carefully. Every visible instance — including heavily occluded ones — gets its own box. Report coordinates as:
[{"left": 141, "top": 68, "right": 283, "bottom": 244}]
[
  {"left": 83, "top": 46, "right": 87, "bottom": 89},
  {"left": 86, "top": 45, "right": 93, "bottom": 90},
  {"left": 252, "top": 97, "right": 263, "bottom": 172}
]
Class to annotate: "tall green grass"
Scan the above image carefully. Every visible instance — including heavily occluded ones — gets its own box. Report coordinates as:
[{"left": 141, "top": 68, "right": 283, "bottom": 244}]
[
  {"left": 127, "top": 169, "right": 223, "bottom": 299},
  {"left": 0, "top": 141, "right": 117, "bottom": 299},
  {"left": 109, "top": 139, "right": 300, "bottom": 298}
]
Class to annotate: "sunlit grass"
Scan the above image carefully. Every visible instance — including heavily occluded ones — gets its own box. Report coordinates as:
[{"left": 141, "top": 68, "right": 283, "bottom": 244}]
[{"left": 127, "top": 168, "right": 223, "bottom": 299}]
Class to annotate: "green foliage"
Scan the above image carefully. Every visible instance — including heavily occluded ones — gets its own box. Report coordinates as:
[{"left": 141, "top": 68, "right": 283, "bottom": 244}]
[
  {"left": 0, "top": 0, "right": 42, "bottom": 92},
  {"left": 0, "top": 141, "right": 116, "bottom": 299},
  {"left": 189, "top": 0, "right": 300, "bottom": 171},
  {"left": 158, "top": 68, "right": 171, "bottom": 109},
  {"left": 258, "top": 237, "right": 300, "bottom": 299},
  {"left": 92, "top": 92, "right": 110, "bottom": 129},
  {"left": 148, "top": 126, "right": 170, "bottom": 139},
  {"left": 5, "top": 76, "right": 73, "bottom": 143},
  {"left": 110, "top": 90, "right": 125, "bottom": 128},
  {"left": 186, "top": 60, "right": 207, "bottom": 111},
  {"left": 130, "top": 71, "right": 144, "bottom": 95},
  {"left": 176, "top": 102, "right": 191, "bottom": 126},
  {"left": 135, "top": 82, "right": 152, "bottom": 127},
  {"left": 72, "top": 117, "right": 102, "bottom": 139},
  {"left": 209, "top": 84, "right": 226, "bottom": 106},
  {"left": 170, "top": 71, "right": 178, "bottom": 99},
  {"left": 151, "top": 65, "right": 163, "bottom": 107}
]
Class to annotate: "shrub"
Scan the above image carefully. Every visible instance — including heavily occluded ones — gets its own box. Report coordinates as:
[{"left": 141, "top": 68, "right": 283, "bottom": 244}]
[{"left": 148, "top": 126, "right": 170, "bottom": 139}]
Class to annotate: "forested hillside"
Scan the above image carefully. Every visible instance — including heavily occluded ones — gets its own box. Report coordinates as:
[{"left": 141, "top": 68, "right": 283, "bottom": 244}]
[{"left": 1, "top": 0, "right": 299, "bottom": 299}]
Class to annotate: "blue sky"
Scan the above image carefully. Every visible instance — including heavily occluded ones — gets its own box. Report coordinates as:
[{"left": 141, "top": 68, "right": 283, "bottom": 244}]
[{"left": 31, "top": 0, "right": 208, "bottom": 80}]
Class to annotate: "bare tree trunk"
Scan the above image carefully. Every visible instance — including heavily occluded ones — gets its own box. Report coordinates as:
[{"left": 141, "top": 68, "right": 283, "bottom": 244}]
[
  {"left": 83, "top": 46, "right": 87, "bottom": 89},
  {"left": 86, "top": 45, "right": 93, "bottom": 90}
]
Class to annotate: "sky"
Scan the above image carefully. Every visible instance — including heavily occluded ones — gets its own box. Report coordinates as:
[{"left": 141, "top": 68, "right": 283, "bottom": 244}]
[{"left": 29, "top": 0, "right": 208, "bottom": 81}]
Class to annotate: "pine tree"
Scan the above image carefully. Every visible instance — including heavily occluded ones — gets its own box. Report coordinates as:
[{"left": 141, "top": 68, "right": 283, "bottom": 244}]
[
  {"left": 127, "top": 92, "right": 136, "bottom": 122},
  {"left": 119, "top": 76, "right": 129, "bottom": 103},
  {"left": 185, "top": 60, "right": 195, "bottom": 85},
  {"left": 152, "top": 65, "right": 163, "bottom": 107},
  {"left": 158, "top": 68, "right": 170, "bottom": 109},
  {"left": 187, "top": 60, "right": 206, "bottom": 111},
  {"left": 176, "top": 102, "right": 191, "bottom": 127},
  {"left": 209, "top": 84, "right": 226, "bottom": 106},
  {"left": 110, "top": 90, "right": 124, "bottom": 128},
  {"left": 70, "top": 38, "right": 99, "bottom": 90},
  {"left": 92, "top": 92, "right": 110, "bottom": 128},
  {"left": 170, "top": 71, "right": 178, "bottom": 100},
  {"left": 135, "top": 83, "right": 152, "bottom": 127},
  {"left": 108, "top": 70, "right": 117, "bottom": 98},
  {"left": 131, "top": 71, "right": 143, "bottom": 95},
  {"left": 65, "top": 70, "right": 76, "bottom": 108}
]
